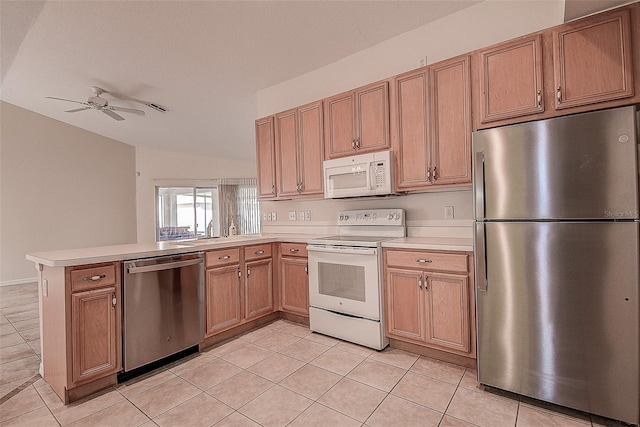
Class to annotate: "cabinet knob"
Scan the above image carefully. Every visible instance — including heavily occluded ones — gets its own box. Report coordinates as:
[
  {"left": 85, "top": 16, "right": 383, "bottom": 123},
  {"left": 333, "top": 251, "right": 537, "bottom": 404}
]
[
  {"left": 415, "top": 259, "right": 432, "bottom": 264},
  {"left": 247, "top": 267, "right": 251, "bottom": 277},
  {"left": 254, "top": 250, "right": 265, "bottom": 255},
  {"left": 556, "top": 86, "right": 562, "bottom": 104},
  {"left": 271, "top": 184, "right": 275, "bottom": 195},
  {"left": 111, "top": 292, "right": 116, "bottom": 308},
  {"left": 536, "top": 90, "right": 542, "bottom": 108},
  {"left": 432, "top": 166, "right": 437, "bottom": 182},
  {"left": 218, "top": 255, "right": 231, "bottom": 260},
  {"left": 289, "top": 248, "right": 300, "bottom": 253},
  {"left": 426, "top": 168, "right": 432, "bottom": 183},
  {"left": 418, "top": 275, "right": 423, "bottom": 289}
]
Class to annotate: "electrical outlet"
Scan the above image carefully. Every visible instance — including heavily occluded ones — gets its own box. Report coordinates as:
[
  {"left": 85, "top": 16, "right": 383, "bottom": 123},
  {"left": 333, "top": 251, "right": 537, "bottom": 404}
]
[
  {"left": 305, "top": 211, "right": 311, "bottom": 221},
  {"left": 288, "top": 211, "right": 296, "bottom": 221},
  {"left": 263, "top": 213, "right": 269, "bottom": 221},
  {"left": 445, "top": 206, "right": 454, "bottom": 219},
  {"left": 298, "top": 211, "right": 305, "bottom": 221},
  {"left": 271, "top": 212, "right": 277, "bottom": 221},
  {"left": 266, "top": 212, "right": 272, "bottom": 221}
]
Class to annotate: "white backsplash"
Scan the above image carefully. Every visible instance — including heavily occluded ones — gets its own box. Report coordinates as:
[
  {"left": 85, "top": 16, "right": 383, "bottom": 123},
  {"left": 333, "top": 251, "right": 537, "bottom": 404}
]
[{"left": 261, "top": 189, "right": 473, "bottom": 239}]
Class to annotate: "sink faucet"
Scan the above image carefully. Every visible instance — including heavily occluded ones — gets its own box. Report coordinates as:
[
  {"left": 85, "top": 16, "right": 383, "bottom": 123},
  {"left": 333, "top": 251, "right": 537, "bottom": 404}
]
[{"left": 206, "top": 220, "right": 214, "bottom": 237}]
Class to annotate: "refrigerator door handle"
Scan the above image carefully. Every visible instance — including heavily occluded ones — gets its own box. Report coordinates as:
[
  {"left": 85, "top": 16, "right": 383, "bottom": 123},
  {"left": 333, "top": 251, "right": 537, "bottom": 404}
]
[
  {"left": 475, "top": 223, "right": 488, "bottom": 292},
  {"left": 474, "top": 151, "right": 485, "bottom": 219}
]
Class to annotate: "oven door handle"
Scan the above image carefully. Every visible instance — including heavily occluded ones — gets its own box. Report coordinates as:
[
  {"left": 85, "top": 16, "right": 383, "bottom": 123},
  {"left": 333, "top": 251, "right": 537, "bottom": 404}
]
[{"left": 306, "top": 246, "right": 377, "bottom": 256}]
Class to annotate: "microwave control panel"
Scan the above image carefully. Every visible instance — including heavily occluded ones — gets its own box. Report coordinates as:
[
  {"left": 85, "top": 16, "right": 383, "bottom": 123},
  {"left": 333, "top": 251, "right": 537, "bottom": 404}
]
[{"left": 374, "top": 161, "right": 386, "bottom": 187}]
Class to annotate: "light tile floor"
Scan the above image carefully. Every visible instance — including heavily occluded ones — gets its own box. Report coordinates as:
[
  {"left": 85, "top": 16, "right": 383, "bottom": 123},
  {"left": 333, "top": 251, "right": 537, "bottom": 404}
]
[{"left": 0, "top": 283, "right": 628, "bottom": 426}]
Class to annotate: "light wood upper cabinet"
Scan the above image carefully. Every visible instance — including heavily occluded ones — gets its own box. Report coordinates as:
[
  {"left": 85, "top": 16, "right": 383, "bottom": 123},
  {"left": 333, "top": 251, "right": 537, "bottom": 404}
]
[
  {"left": 256, "top": 116, "right": 276, "bottom": 199},
  {"left": 430, "top": 55, "right": 472, "bottom": 186},
  {"left": 477, "top": 34, "right": 544, "bottom": 124},
  {"left": 275, "top": 101, "right": 324, "bottom": 198},
  {"left": 393, "top": 55, "right": 471, "bottom": 191},
  {"left": 553, "top": 8, "right": 634, "bottom": 110},
  {"left": 325, "top": 81, "right": 390, "bottom": 159}
]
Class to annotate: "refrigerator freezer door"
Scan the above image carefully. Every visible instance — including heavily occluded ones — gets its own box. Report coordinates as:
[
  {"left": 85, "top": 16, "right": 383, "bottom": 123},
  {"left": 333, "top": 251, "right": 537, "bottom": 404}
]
[
  {"left": 476, "top": 221, "right": 639, "bottom": 424},
  {"left": 473, "top": 106, "right": 638, "bottom": 220}
]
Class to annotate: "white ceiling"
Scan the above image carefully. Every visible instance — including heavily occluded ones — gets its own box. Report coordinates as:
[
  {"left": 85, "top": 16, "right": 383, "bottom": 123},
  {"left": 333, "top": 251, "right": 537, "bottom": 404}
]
[
  {"left": 0, "top": 0, "right": 482, "bottom": 161},
  {"left": 1, "top": 1, "right": 629, "bottom": 162}
]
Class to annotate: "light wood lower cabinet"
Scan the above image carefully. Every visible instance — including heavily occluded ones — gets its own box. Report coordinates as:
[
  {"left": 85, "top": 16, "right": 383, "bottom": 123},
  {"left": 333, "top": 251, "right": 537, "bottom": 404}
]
[
  {"left": 205, "top": 264, "right": 242, "bottom": 335},
  {"left": 204, "top": 244, "right": 275, "bottom": 337},
  {"left": 41, "top": 262, "right": 122, "bottom": 403},
  {"left": 71, "top": 286, "right": 118, "bottom": 384},
  {"left": 384, "top": 249, "right": 475, "bottom": 357},
  {"left": 279, "top": 243, "right": 309, "bottom": 317}
]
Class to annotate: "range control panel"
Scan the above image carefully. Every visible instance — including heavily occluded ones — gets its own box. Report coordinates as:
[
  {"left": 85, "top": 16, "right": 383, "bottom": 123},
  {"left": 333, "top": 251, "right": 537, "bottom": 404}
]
[{"left": 337, "top": 209, "right": 405, "bottom": 226}]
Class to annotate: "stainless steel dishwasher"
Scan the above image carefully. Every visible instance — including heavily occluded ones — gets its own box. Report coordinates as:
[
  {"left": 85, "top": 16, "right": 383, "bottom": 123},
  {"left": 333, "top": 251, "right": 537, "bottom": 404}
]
[{"left": 122, "top": 253, "right": 204, "bottom": 372}]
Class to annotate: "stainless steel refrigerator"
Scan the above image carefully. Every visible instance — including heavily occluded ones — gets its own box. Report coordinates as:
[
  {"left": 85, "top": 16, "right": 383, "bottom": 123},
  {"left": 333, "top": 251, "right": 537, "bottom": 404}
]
[{"left": 473, "top": 106, "right": 639, "bottom": 425}]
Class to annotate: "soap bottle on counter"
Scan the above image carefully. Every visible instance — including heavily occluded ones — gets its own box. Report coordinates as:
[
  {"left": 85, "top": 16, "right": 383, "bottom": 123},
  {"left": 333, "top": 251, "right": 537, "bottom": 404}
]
[{"left": 229, "top": 220, "right": 237, "bottom": 236}]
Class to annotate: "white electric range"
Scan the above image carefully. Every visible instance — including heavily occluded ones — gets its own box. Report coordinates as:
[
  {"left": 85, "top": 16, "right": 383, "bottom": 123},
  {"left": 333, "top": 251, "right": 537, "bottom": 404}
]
[{"left": 306, "top": 208, "right": 405, "bottom": 350}]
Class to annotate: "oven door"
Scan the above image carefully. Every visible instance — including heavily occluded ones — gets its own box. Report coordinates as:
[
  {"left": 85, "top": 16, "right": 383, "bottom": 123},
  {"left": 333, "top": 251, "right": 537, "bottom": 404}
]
[{"left": 307, "top": 244, "right": 382, "bottom": 320}]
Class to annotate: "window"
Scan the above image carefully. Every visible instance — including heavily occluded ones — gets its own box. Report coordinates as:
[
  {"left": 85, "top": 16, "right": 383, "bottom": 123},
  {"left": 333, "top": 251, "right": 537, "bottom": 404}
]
[{"left": 156, "top": 179, "right": 260, "bottom": 241}]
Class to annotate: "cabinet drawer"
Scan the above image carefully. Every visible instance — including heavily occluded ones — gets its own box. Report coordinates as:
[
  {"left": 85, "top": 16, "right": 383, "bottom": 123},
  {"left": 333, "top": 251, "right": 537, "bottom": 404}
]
[
  {"left": 385, "top": 250, "right": 468, "bottom": 273},
  {"left": 245, "top": 244, "right": 272, "bottom": 261},
  {"left": 281, "top": 242, "right": 308, "bottom": 258},
  {"left": 206, "top": 248, "right": 240, "bottom": 268},
  {"left": 70, "top": 265, "right": 116, "bottom": 292}
]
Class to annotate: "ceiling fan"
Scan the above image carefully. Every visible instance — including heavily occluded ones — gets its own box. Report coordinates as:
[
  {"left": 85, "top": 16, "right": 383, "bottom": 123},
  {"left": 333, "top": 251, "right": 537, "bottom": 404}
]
[{"left": 46, "top": 86, "right": 145, "bottom": 121}]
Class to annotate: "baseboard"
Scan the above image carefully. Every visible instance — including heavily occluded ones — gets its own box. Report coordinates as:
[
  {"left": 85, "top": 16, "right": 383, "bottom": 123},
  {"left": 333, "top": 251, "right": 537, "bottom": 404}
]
[{"left": 0, "top": 277, "right": 38, "bottom": 287}]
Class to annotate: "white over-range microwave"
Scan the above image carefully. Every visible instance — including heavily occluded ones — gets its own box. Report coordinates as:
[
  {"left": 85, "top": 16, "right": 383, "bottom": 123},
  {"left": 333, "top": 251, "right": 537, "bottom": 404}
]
[{"left": 323, "top": 150, "right": 395, "bottom": 198}]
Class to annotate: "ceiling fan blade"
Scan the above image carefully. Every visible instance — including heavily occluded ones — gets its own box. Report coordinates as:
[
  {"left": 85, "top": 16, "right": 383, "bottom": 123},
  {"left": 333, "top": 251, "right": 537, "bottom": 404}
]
[
  {"left": 110, "top": 106, "right": 145, "bottom": 115},
  {"left": 65, "top": 107, "right": 92, "bottom": 113},
  {"left": 45, "top": 96, "right": 87, "bottom": 105},
  {"left": 102, "top": 109, "right": 125, "bottom": 121}
]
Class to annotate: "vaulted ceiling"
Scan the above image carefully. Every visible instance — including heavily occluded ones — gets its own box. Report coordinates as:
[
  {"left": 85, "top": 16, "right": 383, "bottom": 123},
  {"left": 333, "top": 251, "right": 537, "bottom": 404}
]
[{"left": 0, "top": 1, "right": 628, "bottom": 161}]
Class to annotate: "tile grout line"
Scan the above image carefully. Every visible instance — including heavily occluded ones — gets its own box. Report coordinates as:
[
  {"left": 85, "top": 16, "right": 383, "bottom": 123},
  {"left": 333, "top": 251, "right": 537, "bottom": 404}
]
[{"left": 0, "top": 374, "right": 41, "bottom": 404}]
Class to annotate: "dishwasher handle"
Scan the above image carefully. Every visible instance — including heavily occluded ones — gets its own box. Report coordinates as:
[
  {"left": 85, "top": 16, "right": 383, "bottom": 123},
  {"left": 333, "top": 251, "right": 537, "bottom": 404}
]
[{"left": 127, "top": 257, "right": 203, "bottom": 274}]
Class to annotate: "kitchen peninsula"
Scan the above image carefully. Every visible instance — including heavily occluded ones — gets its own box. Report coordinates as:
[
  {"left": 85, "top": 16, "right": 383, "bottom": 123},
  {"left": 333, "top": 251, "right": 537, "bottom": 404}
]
[{"left": 27, "top": 234, "right": 472, "bottom": 404}]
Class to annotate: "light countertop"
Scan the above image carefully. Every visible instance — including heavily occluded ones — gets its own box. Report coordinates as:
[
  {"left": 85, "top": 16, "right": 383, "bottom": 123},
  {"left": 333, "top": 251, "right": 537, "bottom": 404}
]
[
  {"left": 383, "top": 237, "right": 473, "bottom": 252},
  {"left": 27, "top": 234, "right": 472, "bottom": 268},
  {"left": 26, "top": 234, "right": 328, "bottom": 267}
]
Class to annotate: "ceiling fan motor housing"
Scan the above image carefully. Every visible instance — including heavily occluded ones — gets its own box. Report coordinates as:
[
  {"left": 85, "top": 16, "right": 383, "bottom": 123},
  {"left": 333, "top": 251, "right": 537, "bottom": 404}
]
[{"left": 88, "top": 96, "right": 108, "bottom": 107}]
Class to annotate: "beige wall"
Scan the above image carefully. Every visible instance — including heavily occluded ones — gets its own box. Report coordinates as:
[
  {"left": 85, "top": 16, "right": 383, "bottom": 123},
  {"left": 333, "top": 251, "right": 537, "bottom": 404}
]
[
  {"left": 256, "top": 0, "right": 564, "bottom": 116},
  {"left": 135, "top": 146, "right": 256, "bottom": 243},
  {"left": 256, "top": 1, "right": 565, "bottom": 236},
  {"left": 0, "top": 101, "right": 137, "bottom": 284}
]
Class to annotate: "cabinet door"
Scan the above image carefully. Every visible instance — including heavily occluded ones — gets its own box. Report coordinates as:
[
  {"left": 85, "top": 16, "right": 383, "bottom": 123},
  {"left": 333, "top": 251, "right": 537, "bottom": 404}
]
[
  {"left": 245, "top": 258, "right": 274, "bottom": 320},
  {"left": 424, "top": 273, "right": 470, "bottom": 353},
  {"left": 298, "top": 101, "right": 324, "bottom": 196},
  {"left": 430, "top": 55, "right": 472, "bottom": 185},
  {"left": 71, "top": 286, "right": 118, "bottom": 384},
  {"left": 280, "top": 257, "right": 309, "bottom": 316},
  {"left": 324, "top": 92, "right": 356, "bottom": 159},
  {"left": 356, "top": 81, "right": 390, "bottom": 153},
  {"left": 256, "top": 116, "right": 276, "bottom": 199},
  {"left": 553, "top": 9, "right": 633, "bottom": 110},
  {"left": 394, "top": 69, "right": 430, "bottom": 190},
  {"left": 478, "top": 35, "right": 544, "bottom": 124},
  {"left": 205, "top": 265, "right": 242, "bottom": 336},
  {"left": 275, "top": 109, "right": 299, "bottom": 197},
  {"left": 385, "top": 268, "right": 424, "bottom": 341}
]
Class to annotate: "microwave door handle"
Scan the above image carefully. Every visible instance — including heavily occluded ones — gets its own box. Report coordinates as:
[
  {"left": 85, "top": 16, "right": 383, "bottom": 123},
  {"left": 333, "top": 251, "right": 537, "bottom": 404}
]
[{"left": 369, "top": 162, "right": 375, "bottom": 190}]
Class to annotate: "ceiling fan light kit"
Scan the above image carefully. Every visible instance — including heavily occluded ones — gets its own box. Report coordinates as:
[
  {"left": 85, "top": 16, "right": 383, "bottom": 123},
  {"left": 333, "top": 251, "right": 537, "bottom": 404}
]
[{"left": 46, "top": 86, "right": 147, "bottom": 121}]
